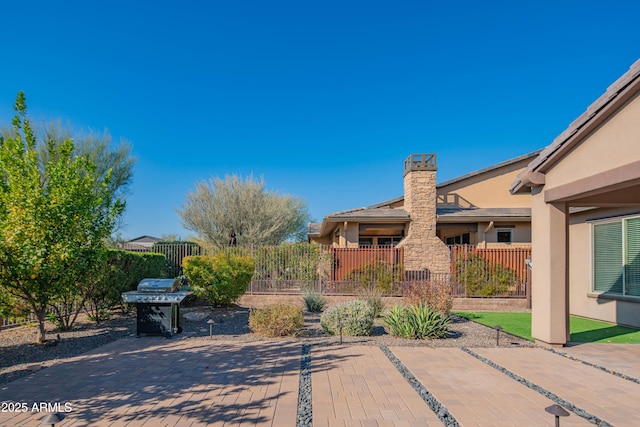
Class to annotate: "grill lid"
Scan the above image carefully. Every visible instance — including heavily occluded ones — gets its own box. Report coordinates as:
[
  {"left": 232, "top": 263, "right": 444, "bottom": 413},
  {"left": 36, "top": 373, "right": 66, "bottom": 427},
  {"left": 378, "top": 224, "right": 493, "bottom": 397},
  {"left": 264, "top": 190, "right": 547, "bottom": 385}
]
[
  {"left": 122, "top": 278, "right": 191, "bottom": 303},
  {"left": 122, "top": 291, "right": 190, "bottom": 303},
  {"left": 137, "top": 278, "right": 180, "bottom": 293}
]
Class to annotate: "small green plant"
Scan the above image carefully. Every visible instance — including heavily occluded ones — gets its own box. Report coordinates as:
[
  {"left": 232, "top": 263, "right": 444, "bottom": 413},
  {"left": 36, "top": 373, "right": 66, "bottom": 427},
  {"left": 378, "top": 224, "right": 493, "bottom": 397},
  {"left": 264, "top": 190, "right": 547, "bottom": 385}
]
[
  {"left": 320, "top": 300, "right": 374, "bottom": 336},
  {"left": 383, "top": 303, "right": 450, "bottom": 339},
  {"left": 249, "top": 303, "right": 304, "bottom": 337},
  {"left": 303, "top": 290, "right": 326, "bottom": 313}
]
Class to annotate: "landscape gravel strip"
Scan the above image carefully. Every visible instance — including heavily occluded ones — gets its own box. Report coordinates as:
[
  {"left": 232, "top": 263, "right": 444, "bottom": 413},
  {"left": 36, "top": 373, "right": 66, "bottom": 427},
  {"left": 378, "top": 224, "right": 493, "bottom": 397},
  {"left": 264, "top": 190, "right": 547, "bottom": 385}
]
[
  {"left": 460, "top": 346, "right": 611, "bottom": 427},
  {"left": 296, "top": 344, "right": 312, "bottom": 427},
  {"left": 379, "top": 345, "right": 460, "bottom": 427},
  {"left": 545, "top": 347, "right": 640, "bottom": 385}
]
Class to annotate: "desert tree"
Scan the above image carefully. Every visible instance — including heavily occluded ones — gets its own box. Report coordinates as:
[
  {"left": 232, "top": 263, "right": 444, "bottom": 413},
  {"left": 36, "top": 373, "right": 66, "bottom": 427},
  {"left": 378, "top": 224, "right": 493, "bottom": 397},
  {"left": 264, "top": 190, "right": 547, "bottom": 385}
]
[
  {"left": 178, "top": 174, "right": 310, "bottom": 248},
  {"left": 0, "top": 92, "right": 125, "bottom": 343}
]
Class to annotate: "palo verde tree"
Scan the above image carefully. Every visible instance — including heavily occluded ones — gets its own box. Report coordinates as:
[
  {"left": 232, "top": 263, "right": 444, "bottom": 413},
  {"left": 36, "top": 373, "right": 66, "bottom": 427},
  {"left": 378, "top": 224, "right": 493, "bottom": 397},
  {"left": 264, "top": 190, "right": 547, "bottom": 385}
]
[
  {"left": 0, "top": 92, "right": 125, "bottom": 343},
  {"left": 178, "top": 174, "right": 310, "bottom": 247}
]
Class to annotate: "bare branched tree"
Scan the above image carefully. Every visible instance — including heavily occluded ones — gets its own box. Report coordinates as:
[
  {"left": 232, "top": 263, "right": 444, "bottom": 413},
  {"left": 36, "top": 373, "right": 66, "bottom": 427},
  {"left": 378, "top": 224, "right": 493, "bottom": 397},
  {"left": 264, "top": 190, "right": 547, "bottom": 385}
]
[{"left": 178, "top": 174, "right": 310, "bottom": 247}]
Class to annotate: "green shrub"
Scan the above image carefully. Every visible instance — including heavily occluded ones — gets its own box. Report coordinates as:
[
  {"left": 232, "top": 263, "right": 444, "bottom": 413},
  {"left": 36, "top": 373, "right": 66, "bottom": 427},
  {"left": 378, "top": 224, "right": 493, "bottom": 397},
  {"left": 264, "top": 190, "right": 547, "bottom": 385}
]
[
  {"left": 183, "top": 252, "right": 254, "bottom": 306},
  {"left": 303, "top": 290, "right": 326, "bottom": 313},
  {"left": 454, "top": 253, "right": 517, "bottom": 297},
  {"left": 82, "top": 249, "right": 169, "bottom": 322},
  {"left": 404, "top": 280, "right": 453, "bottom": 315},
  {"left": 249, "top": 303, "right": 304, "bottom": 337},
  {"left": 383, "top": 303, "right": 450, "bottom": 339},
  {"left": 320, "top": 299, "right": 374, "bottom": 336},
  {"left": 346, "top": 260, "right": 402, "bottom": 294}
]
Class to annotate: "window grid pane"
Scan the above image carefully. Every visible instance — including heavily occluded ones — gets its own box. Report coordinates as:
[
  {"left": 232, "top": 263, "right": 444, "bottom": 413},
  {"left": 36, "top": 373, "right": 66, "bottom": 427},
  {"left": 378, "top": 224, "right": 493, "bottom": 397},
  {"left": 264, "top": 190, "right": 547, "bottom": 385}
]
[
  {"left": 625, "top": 217, "right": 640, "bottom": 296},
  {"left": 594, "top": 222, "right": 623, "bottom": 294}
]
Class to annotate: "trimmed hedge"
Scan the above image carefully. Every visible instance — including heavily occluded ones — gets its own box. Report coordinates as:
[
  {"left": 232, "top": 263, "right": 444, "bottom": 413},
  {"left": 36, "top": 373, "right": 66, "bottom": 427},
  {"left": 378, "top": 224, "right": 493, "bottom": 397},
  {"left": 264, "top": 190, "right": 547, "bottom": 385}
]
[
  {"left": 183, "top": 252, "right": 254, "bottom": 306},
  {"left": 82, "top": 249, "right": 168, "bottom": 320}
]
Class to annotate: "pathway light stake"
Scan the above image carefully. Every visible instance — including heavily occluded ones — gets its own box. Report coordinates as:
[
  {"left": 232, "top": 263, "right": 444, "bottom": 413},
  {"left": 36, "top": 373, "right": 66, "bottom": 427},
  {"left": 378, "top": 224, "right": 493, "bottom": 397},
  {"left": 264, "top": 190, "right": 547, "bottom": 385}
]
[
  {"left": 493, "top": 325, "right": 503, "bottom": 346},
  {"left": 545, "top": 404, "right": 569, "bottom": 427},
  {"left": 41, "top": 412, "right": 65, "bottom": 426},
  {"left": 337, "top": 320, "right": 343, "bottom": 344},
  {"left": 207, "top": 319, "right": 214, "bottom": 339}
]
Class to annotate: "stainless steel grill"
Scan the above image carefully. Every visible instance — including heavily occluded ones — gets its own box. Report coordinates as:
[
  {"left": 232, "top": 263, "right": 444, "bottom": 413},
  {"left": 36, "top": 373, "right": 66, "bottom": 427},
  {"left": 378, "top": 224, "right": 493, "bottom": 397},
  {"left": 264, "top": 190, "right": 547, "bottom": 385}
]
[
  {"left": 122, "top": 278, "right": 191, "bottom": 303},
  {"left": 122, "top": 278, "right": 192, "bottom": 337}
]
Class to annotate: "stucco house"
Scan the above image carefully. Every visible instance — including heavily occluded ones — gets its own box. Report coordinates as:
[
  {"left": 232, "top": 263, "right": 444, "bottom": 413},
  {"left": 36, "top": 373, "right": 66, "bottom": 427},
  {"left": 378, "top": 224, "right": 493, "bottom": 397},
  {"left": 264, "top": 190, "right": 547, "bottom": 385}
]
[
  {"left": 511, "top": 59, "right": 640, "bottom": 346},
  {"left": 309, "top": 151, "right": 538, "bottom": 277}
]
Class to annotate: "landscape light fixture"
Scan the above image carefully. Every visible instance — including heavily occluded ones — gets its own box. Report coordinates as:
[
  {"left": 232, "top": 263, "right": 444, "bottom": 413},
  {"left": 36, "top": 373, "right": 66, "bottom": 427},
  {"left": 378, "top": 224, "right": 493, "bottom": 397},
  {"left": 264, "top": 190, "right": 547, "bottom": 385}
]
[
  {"left": 207, "top": 319, "right": 214, "bottom": 339},
  {"left": 40, "top": 412, "right": 65, "bottom": 427},
  {"left": 493, "top": 325, "right": 503, "bottom": 346},
  {"left": 545, "top": 404, "right": 570, "bottom": 426},
  {"left": 337, "top": 320, "right": 343, "bottom": 344}
]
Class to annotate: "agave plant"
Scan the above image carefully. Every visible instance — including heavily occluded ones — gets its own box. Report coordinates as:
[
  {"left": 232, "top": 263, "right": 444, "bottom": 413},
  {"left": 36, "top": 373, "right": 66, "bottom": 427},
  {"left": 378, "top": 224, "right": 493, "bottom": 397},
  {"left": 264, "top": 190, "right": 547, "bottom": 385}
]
[{"left": 383, "top": 303, "right": 450, "bottom": 339}]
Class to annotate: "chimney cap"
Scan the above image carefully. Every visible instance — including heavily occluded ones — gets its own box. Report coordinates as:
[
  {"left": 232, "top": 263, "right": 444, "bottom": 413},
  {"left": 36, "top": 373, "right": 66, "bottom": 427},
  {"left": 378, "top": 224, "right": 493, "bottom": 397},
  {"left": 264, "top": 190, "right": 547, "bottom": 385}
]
[{"left": 404, "top": 153, "right": 437, "bottom": 176}]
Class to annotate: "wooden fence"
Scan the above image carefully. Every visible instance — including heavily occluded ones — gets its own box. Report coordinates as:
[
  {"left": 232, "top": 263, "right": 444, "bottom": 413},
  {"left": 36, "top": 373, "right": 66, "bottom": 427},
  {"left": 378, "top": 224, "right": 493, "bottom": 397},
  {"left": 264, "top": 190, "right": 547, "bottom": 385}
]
[
  {"left": 130, "top": 242, "right": 530, "bottom": 298},
  {"left": 330, "top": 246, "right": 403, "bottom": 281}
]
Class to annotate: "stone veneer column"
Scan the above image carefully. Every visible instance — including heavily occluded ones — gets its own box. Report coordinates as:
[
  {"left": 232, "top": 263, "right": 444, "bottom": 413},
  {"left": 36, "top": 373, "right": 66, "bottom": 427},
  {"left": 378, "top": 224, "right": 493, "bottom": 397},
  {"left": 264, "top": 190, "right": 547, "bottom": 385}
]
[{"left": 398, "top": 154, "right": 451, "bottom": 278}]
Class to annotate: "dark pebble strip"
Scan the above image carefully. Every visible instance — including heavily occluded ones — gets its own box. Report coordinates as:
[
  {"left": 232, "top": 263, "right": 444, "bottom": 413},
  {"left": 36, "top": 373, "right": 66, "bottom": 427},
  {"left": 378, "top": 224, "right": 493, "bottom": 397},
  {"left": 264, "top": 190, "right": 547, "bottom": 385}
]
[
  {"left": 461, "top": 347, "right": 611, "bottom": 426},
  {"left": 296, "top": 344, "right": 312, "bottom": 427},
  {"left": 545, "top": 347, "right": 640, "bottom": 385},
  {"left": 379, "top": 345, "right": 460, "bottom": 427}
]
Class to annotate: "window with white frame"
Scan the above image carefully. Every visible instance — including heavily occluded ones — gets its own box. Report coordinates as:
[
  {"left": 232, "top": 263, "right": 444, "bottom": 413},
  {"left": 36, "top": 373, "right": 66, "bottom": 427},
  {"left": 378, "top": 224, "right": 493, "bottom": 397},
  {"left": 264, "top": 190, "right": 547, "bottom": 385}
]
[{"left": 592, "top": 216, "right": 640, "bottom": 297}]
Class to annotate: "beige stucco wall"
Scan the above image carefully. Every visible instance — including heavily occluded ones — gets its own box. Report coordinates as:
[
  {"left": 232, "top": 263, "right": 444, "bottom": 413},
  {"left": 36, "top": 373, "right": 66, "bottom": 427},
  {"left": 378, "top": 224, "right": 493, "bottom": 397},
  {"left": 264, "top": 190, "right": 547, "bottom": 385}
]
[
  {"left": 331, "top": 222, "right": 360, "bottom": 248},
  {"left": 543, "top": 93, "right": 640, "bottom": 189},
  {"left": 437, "top": 158, "right": 533, "bottom": 208},
  {"left": 568, "top": 207, "right": 640, "bottom": 328},
  {"left": 477, "top": 222, "right": 532, "bottom": 245}
]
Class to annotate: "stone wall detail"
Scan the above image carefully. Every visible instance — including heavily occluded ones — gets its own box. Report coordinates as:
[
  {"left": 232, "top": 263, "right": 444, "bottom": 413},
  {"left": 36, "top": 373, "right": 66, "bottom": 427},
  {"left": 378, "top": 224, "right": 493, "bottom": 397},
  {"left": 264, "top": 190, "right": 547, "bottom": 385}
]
[{"left": 398, "top": 154, "right": 451, "bottom": 278}]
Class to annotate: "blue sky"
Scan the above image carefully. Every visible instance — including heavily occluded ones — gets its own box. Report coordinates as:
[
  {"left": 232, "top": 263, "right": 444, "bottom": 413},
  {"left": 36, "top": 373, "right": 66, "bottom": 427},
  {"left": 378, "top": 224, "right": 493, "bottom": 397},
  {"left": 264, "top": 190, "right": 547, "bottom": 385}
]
[{"left": 1, "top": 1, "right": 639, "bottom": 240}]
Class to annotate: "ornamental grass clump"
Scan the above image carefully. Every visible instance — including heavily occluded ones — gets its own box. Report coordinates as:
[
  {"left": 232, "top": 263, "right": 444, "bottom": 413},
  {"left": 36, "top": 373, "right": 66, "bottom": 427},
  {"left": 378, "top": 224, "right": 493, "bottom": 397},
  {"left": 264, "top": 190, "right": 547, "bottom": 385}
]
[
  {"left": 249, "top": 303, "right": 304, "bottom": 337},
  {"left": 383, "top": 303, "right": 450, "bottom": 339},
  {"left": 320, "top": 299, "right": 374, "bottom": 336},
  {"left": 302, "top": 290, "right": 326, "bottom": 313}
]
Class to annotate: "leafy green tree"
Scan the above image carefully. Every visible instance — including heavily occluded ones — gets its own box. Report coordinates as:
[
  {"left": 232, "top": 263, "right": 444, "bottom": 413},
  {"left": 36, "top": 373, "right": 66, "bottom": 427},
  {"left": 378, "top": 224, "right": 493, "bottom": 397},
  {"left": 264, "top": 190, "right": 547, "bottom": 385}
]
[
  {"left": 0, "top": 92, "right": 125, "bottom": 343},
  {"left": 37, "top": 122, "right": 135, "bottom": 233},
  {"left": 178, "top": 174, "right": 310, "bottom": 248}
]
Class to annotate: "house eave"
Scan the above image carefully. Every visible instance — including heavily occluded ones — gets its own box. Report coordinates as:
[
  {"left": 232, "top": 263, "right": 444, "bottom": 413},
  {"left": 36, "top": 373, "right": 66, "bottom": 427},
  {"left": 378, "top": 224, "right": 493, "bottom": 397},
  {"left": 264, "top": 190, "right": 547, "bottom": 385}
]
[{"left": 511, "top": 59, "right": 640, "bottom": 194}]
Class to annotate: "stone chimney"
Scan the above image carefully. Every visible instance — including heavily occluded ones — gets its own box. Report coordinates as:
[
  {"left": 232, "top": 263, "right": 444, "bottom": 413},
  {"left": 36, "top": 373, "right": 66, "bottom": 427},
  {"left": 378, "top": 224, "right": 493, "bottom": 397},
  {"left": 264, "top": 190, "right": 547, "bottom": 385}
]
[{"left": 398, "top": 154, "right": 451, "bottom": 279}]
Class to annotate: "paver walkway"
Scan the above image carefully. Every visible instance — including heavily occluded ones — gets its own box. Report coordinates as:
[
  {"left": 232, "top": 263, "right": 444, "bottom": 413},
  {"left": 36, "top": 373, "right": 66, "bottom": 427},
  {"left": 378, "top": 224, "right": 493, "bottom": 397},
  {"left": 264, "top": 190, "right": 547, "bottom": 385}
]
[
  {"left": 390, "top": 347, "right": 591, "bottom": 426},
  {"left": 475, "top": 347, "right": 640, "bottom": 427},
  {"left": 0, "top": 338, "right": 639, "bottom": 426},
  {"left": 0, "top": 337, "right": 301, "bottom": 427},
  {"left": 311, "top": 345, "right": 442, "bottom": 426},
  {"left": 561, "top": 343, "right": 640, "bottom": 380}
]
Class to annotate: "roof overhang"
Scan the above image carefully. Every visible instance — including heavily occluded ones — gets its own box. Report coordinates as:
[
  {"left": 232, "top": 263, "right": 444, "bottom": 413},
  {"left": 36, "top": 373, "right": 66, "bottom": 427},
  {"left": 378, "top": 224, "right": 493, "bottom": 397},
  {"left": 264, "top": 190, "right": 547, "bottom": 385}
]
[{"left": 512, "top": 59, "right": 640, "bottom": 194}]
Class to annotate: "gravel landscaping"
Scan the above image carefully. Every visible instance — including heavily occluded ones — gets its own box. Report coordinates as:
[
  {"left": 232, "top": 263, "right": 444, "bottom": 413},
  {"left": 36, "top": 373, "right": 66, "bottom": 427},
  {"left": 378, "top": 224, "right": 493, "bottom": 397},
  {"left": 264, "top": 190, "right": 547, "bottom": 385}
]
[{"left": 0, "top": 303, "right": 534, "bottom": 386}]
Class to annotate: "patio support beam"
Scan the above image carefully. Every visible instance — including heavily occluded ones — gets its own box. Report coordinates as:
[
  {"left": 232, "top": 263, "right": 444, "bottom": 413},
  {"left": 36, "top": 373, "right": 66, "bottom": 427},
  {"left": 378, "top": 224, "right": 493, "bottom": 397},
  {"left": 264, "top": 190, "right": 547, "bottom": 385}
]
[{"left": 531, "top": 187, "right": 569, "bottom": 347}]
